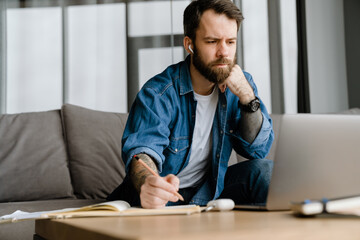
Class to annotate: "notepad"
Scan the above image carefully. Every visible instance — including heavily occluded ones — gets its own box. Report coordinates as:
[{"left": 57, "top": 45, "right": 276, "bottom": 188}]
[{"left": 0, "top": 200, "right": 201, "bottom": 224}]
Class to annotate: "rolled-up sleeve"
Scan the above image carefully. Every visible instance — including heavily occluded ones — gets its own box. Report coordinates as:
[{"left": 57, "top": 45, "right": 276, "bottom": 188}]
[{"left": 234, "top": 111, "right": 274, "bottom": 159}]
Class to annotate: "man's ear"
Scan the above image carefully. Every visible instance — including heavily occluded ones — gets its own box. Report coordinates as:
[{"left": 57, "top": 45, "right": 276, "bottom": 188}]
[{"left": 183, "top": 36, "right": 193, "bottom": 54}]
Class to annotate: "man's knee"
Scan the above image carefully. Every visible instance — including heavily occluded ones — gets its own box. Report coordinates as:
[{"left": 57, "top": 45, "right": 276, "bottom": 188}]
[
  {"left": 248, "top": 159, "right": 273, "bottom": 202},
  {"left": 222, "top": 159, "right": 273, "bottom": 204},
  {"left": 252, "top": 159, "right": 273, "bottom": 180}
]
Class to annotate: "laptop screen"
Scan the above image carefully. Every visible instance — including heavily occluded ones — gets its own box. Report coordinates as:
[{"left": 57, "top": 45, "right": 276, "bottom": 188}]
[{"left": 266, "top": 114, "right": 360, "bottom": 210}]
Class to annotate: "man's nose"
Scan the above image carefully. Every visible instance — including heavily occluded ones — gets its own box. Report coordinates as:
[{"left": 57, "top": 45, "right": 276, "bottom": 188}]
[{"left": 216, "top": 42, "right": 229, "bottom": 58}]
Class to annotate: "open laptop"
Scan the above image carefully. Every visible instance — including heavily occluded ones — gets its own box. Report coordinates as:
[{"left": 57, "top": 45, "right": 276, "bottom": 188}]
[{"left": 235, "top": 114, "right": 360, "bottom": 210}]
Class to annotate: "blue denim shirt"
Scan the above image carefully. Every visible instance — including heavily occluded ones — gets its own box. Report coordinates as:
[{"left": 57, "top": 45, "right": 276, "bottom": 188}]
[{"left": 122, "top": 56, "right": 274, "bottom": 205}]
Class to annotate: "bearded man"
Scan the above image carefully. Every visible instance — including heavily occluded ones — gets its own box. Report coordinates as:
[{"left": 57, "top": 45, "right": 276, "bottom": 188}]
[{"left": 108, "top": 0, "right": 274, "bottom": 209}]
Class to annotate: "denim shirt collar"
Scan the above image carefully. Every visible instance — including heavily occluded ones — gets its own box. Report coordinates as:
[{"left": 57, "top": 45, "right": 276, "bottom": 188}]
[{"left": 179, "top": 56, "right": 194, "bottom": 96}]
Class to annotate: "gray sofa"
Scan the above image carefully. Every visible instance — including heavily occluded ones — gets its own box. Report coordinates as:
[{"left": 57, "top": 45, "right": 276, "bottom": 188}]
[
  {"left": 1, "top": 103, "right": 358, "bottom": 240},
  {"left": 0, "top": 104, "right": 129, "bottom": 240}
]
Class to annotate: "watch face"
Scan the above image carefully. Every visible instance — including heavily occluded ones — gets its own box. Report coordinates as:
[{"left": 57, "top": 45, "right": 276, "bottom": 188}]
[
  {"left": 251, "top": 101, "right": 260, "bottom": 112},
  {"left": 250, "top": 98, "right": 260, "bottom": 112},
  {"left": 239, "top": 97, "right": 260, "bottom": 112}
]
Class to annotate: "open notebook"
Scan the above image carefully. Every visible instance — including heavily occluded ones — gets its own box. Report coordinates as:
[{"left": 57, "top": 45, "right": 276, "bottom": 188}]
[{"left": 0, "top": 200, "right": 201, "bottom": 224}]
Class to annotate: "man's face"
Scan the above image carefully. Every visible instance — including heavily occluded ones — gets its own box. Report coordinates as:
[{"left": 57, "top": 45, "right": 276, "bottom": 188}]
[{"left": 192, "top": 10, "right": 238, "bottom": 84}]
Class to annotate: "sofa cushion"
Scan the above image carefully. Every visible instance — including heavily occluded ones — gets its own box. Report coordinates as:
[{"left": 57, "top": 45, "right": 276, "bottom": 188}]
[
  {"left": 0, "top": 110, "right": 74, "bottom": 202},
  {"left": 61, "top": 104, "right": 127, "bottom": 199}
]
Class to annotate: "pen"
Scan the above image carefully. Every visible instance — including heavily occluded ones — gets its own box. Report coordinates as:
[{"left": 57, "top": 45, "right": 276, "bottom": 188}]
[{"left": 134, "top": 155, "right": 184, "bottom": 202}]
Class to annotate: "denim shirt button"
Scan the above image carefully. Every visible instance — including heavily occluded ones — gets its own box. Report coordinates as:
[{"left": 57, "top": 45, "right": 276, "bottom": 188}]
[
  {"left": 230, "top": 130, "right": 233, "bottom": 133},
  {"left": 175, "top": 148, "right": 178, "bottom": 152},
  {"left": 216, "top": 154, "right": 220, "bottom": 158},
  {"left": 222, "top": 104, "right": 226, "bottom": 108},
  {"left": 220, "top": 130, "right": 223, "bottom": 135}
]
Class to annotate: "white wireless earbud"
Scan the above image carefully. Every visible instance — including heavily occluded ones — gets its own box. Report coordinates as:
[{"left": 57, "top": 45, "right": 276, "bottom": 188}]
[{"left": 189, "top": 45, "right": 194, "bottom": 54}]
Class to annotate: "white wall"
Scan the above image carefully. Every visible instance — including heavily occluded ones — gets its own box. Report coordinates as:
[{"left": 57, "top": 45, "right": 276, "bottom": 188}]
[
  {"left": 6, "top": 3, "right": 128, "bottom": 114},
  {"left": 67, "top": 3, "right": 127, "bottom": 113},
  {"left": 139, "top": 47, "right": 184, "bottom": 88},
  {"left": 128, "top": 1, "right": 189, "bottom": 38},
  {"left": 241, "top": 0, "right": 272, "bottom": 113},
  {"left": 128, "top": 0, "right": 189, "bottom": 90},
  {"left": 7, "top": 7, "right": 63, "bottom": 113},
  {"left": 306, "top": 0, "right": 348, "bottom": 113}
]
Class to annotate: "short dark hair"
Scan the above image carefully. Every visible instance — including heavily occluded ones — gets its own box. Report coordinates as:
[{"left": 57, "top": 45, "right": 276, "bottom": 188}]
[{"left": 183, "top": 0, "right": 244, "bottom": 41}]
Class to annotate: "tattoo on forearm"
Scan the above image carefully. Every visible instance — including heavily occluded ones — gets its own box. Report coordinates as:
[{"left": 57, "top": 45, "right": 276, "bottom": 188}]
[
  {"left": 130, "top": 153, "right": 158, "bottom": 193},
  {"left": 240, "top": 110, "right": 263, "bottom": 143}
]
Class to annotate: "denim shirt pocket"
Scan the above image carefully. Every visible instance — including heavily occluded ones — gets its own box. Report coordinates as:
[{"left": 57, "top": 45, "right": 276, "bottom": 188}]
[
  {"left": 162, "top": 137, "right": 191, "bottom": 175},
  {"left": 167, "top": 137, "right": 190, "bottom": 153}
]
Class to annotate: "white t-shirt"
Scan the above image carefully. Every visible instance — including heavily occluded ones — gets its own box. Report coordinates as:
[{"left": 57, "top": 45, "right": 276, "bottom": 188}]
[{"left": 177, "top": 88, "right": 219, "bottom": 188}]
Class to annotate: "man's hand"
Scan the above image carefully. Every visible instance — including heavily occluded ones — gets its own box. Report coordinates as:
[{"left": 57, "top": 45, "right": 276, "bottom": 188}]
[
  {"left": 130, "top": 154, "right": 180, "bottom": 209},
  {"left": 218, "top": 64, "right": 263, "bottom": 143},
  {"left": 218, "top": 64, "right": 255, "bottom": 104},
  {"left": 140, "top": 174, "right": 180, "bottom": 209}
]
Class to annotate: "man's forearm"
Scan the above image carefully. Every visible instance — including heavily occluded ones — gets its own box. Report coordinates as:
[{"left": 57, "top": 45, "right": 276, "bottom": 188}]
[
  {"left": 130, "top": 153, "right": 159, "bottom": 193},
  {"left": 240, "top": 110, "right": 263, "bottom": 143}
]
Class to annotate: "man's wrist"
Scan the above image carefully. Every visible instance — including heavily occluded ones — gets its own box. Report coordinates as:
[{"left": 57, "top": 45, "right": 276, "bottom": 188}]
[
  {"left": 130, "top": 154, "right": 158, "bottom": 193},
  {"left": 239, "top": 97, "right": 261, "bottom": 113},
  {"left": 238, "top": 94, "right": 256, "bottom": 105}
]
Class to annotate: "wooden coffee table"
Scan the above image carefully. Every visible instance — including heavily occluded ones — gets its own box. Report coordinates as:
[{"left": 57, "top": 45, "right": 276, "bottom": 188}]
[{"left": 35, "top": 210, "right": 360, "bottom": 240}]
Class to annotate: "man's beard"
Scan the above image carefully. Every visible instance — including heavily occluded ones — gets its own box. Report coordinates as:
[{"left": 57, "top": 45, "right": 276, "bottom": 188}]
[{"left": 192, "top": 46, "right": 236, "bottom": 84}]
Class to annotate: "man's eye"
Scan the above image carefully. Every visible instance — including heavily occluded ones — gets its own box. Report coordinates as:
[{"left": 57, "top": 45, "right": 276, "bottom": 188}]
[{"left": 207, "top": 41, "right": 216, "bottom": 44}]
